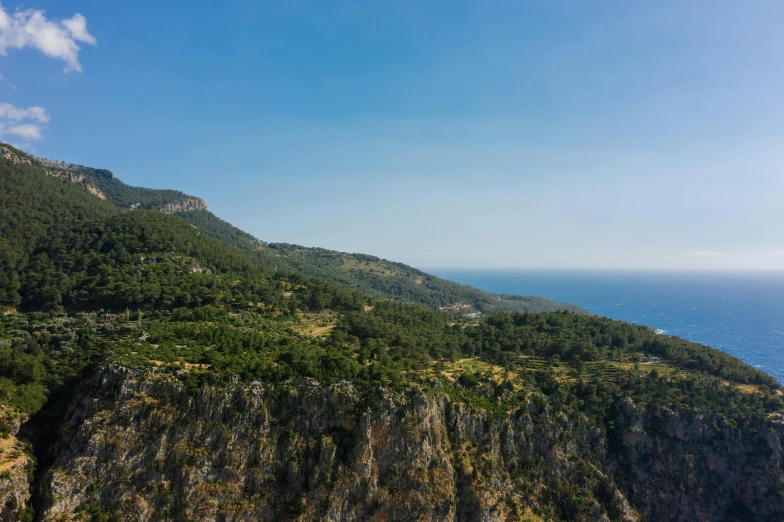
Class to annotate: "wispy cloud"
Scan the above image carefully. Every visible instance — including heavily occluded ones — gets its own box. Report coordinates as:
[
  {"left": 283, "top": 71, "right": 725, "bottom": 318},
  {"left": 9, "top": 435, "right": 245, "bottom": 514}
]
[
  {"left": 3, "top": 122, "right": 43, "bottom": 140},
  {"left": 694, "top": 250, "right": 724, "bottom": 256},
  {"left": 0, "top": 6, "right": 96, "bottom": 72},
  {"left": 0, "top": 72, "right": 15, "bottom": 89},
  {"left": 0, "top": 102, "right": 49, "bottom": 142},
  {"left": 777, "top": 250, "right": 784, "bottom": 256}
]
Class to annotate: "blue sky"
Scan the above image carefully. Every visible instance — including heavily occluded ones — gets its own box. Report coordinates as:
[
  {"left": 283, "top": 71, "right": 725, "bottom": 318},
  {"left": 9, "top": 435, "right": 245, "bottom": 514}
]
[{"left": 2, "top": 1, "right": 784, "bottom": 269}]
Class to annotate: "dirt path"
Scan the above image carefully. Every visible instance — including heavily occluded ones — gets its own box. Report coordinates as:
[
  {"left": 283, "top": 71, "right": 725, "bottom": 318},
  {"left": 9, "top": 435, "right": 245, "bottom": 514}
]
[
  {"left": 310, "top": 325, "right": 335, "bottom": 337},
  {"left": 453, "top": 357, "right": 480, "bottom": 364}
]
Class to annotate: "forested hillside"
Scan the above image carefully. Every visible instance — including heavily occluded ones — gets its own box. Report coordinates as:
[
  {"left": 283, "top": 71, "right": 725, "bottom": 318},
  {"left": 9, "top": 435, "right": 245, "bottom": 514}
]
[
  {"left": 1, "top": 144, "right": 783, "bottom": 521},
  {"left": 0, "top": 147, "right": 118, "bottom": 308},
  {"left": 268, "top": 244, "right": 587, "bottom": 314},
  {"left": 29, "top": 149, "right": 586, "bottom": 315}
]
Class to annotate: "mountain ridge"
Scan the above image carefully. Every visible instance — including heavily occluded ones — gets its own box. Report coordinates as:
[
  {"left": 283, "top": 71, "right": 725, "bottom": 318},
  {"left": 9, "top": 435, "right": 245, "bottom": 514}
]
[{"left": 27, "top": 146, "right": 588, "bottom": 316}]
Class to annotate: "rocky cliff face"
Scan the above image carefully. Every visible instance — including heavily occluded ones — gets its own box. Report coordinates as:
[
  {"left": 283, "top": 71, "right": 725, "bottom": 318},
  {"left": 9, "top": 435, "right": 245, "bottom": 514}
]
[
  {"left": 609, "top": 399, "right": 784, "bottom": 521},
  {"left": 32, "top": 367, "right": 784, "bottom": 522},
  {"left": 154, "top": 197, "right": 208, "bottom": 214},
  {"left": 47, "top": 170, "right": 107, "bottom": 200},
  {"left": 35, "top": 156, "right": 116, "bottom": 180},
  {"left": 0, "top": 407, "right": 33, "bottom": 522},
  {"left": 0, "top": 146, "right": 107, "bottom": 200},
  {"left": 0, "top": 146, "right": 32, "bottom": 166},
  {"left": 39, "top": 367, "right": 632, "bottom": 521}
]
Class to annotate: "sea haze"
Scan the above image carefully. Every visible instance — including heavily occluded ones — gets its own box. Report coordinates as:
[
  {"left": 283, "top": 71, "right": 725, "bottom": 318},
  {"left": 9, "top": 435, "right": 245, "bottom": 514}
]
[{"left": 428, "top": 269, "right": 784, "bottom": 383}]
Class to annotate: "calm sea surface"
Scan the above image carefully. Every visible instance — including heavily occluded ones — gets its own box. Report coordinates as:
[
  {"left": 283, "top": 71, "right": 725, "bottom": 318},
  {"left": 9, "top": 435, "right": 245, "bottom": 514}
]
[{"left": 428, "top": 270, "right": 784, "bottom": 383}]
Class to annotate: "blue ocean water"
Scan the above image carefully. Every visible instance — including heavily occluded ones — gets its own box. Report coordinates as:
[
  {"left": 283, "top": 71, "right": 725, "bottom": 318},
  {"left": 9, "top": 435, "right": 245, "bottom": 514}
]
[{"left": 428, "top": 270, "right": 784, "bottom": 383}]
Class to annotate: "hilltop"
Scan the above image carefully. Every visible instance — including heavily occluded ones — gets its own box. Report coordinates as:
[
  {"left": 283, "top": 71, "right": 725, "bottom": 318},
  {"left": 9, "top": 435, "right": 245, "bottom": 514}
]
[{"left": 266, "top": 244, "right": 586, "bottom": 314}]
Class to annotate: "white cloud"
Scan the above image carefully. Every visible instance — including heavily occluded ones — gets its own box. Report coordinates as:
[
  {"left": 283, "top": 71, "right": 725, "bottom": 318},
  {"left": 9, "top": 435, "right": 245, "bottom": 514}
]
[
  {"left": 694, "top": 250, "right": 724, "bottom": 256},
  {"left": 3, "top": 122, "right": 42, "bottom": 139},
  {"left": 0, "top": 6, "right": 96, "bottom": 72},
  {"left": 777, "top": 250, "right": 784, "bottom": 256},
  {"left": 0, "top": 102, "right": 49, "bottom": 141},
  {"left": 0, "top": 102, "right": 48, "bottom": 122}
]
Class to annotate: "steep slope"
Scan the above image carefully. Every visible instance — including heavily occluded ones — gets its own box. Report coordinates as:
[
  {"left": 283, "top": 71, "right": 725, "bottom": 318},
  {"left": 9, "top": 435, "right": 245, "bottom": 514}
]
[
  {"left": 7, "top": 307, "right": 783, "bottom": 522},
  {"left": 0, "top": 405, "right": 32, "bottom": 522},
  {"left": 38, "top": 368, "right": 784, "bottom": 522},
  {"left": 35, "top": 153, "right": 263, "bottom": 251},
  {"left": 0, "top": 145, "right": 119, "bottom": 308},
  {"left": 29, "top": 150, "right": 586, "bottom": 315},
  {"left": 3, "top": 145, "right": 783, "bottom": 521},
  {"left": 38, "top": 370, "right": 639, "bottom": 521},
  {"left": 37, "top": 155, "right": 199, "bottom": 212},
  {"left": 172, "top": 208, "right": 262, "bottom": 248},
  {"left": 268, "top": 244, "right": 587, "bottom": 315}
]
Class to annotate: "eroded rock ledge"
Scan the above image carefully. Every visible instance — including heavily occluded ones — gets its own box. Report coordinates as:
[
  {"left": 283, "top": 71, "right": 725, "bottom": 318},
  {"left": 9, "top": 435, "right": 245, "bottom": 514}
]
[
  {"left": 154, "top": 197, "right": 208, "bottom": 214},
  {"left": 33, "top": 366, "right": 784, "bottom": 521}
]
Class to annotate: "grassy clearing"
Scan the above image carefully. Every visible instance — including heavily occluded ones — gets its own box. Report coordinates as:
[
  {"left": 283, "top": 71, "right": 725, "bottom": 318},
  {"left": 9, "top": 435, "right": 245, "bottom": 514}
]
[
  {"left": 427, "top": 354, "right": 773, "bottom": 407},
  {"left": 602, "top": 361, "right": 679, "bottom": 377},
  {"left": 149, "top": 360, "right": 211, "bottom": 371},
  {"left": 293, "top": 310, "right": 339, "bottom": 337},
  {"left": 0, "top": 433, "right": 27, "bottom": 474},
  {"left": 443, "top": 358, "right": 502, "bottom": 376},
  {"left": 725, "top": 381, "right": 768, "bottom": 396},
  {"left": 519, "top": 509, "right": 547, "bottom": 522},
  {"left": 437, "top": 358, "right": 518, "bottom": 386},
  {"left": 609, "top": 361, "right": 670, "bottom": 371},
  {"left": 436, "top": 356, "right": 691, "bottom": 388},
  {"left": 339, "top": 257, "right": 397, "bottom": 276}
]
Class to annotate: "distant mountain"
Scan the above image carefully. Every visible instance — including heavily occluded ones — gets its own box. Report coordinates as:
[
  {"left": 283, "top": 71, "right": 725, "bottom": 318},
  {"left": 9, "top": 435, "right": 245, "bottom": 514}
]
[
  {"left": 37, "top": 155, "right": 196, "bottom": 211},
  {"left": 28, "top": 148, "right": 587, "bottom": 315},
  {"left": 267, "top": 244, "right": 587, "bottom": 314}
]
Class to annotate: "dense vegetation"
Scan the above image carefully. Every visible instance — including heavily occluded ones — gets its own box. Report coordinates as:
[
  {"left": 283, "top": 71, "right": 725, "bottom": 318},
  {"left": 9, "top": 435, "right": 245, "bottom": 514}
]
[
  {"left": 173, "top": 209, "right": 263, "bottom": 249},
  {"left": 336, "top": 304, "right": 782, "bottom": 418},
  {"left": 0, "top": 147, "right": 119, "bottom": 308},
  {"left": 2, "top": 142, "right": 780, "bottom": 421},
  {"left": 45, "top": 155, "right": 268, "bottom": 248},
  {"left": 0, "top": 312, "right": 101, "bottom": 416},
  {"left": 2, "top": 143, "right": 783, "bottom": 521},
  {"left": 17, "top": 206, "right": 366, "bottom": 315}
]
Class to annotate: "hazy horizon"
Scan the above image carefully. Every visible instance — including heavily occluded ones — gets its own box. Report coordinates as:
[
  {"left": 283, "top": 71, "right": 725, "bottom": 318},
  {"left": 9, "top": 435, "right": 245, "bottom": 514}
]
[
  {"left": 421, "top": 267, "right": 784, "bottom": 272},
  {"left": 4, "top": 1, "right": 784, "bottom": 270}
]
